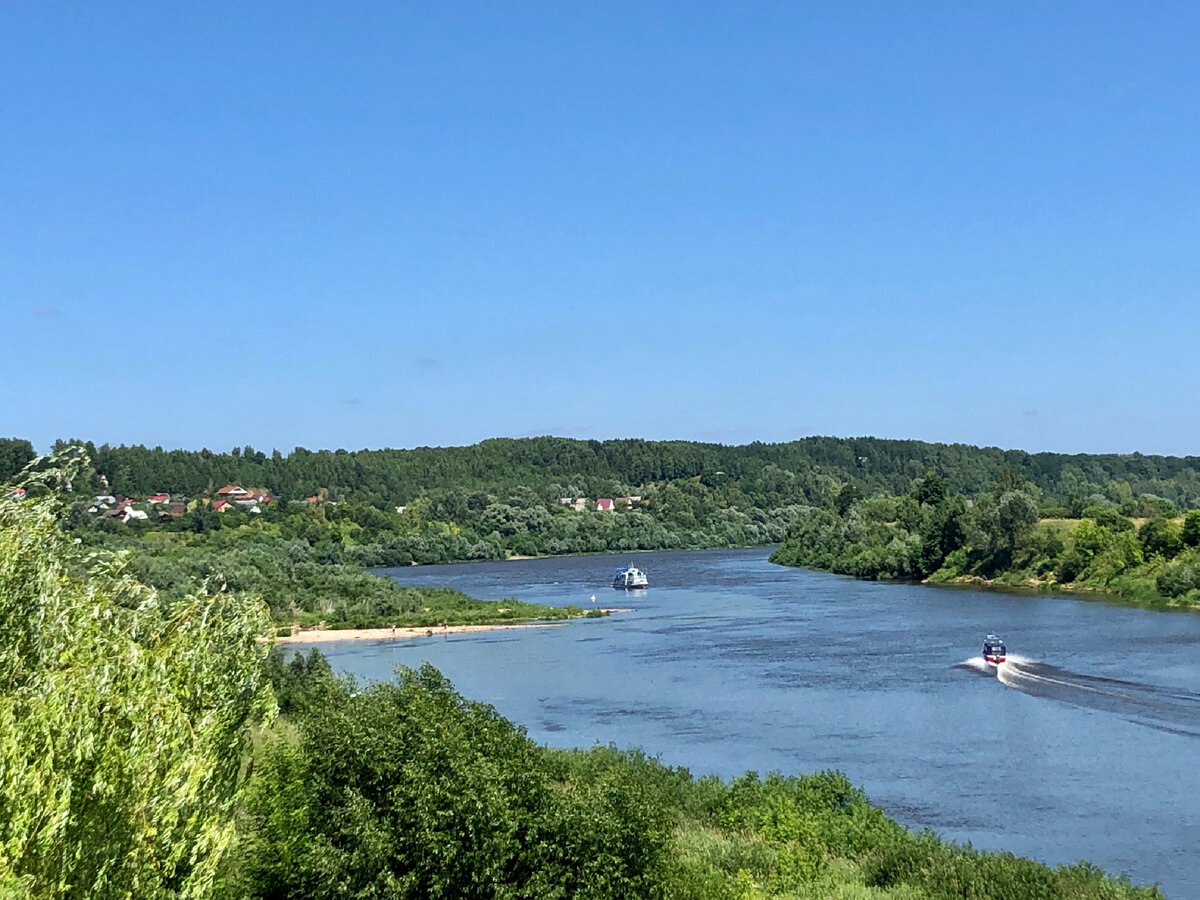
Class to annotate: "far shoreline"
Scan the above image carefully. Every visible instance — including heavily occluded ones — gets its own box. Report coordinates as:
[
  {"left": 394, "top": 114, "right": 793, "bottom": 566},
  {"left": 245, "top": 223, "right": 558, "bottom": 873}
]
[{"left": 370, "top": 545, "right": 779, "bottom": 569}]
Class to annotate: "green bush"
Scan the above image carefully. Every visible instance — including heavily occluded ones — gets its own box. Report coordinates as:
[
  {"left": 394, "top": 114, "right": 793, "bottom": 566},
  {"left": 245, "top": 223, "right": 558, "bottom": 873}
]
[
  {"left": 226, "top": 664, "right": 671, "bottom": 899},
  {"left": 1156, "top": 562, "right": 1200, "bottom": 598}
]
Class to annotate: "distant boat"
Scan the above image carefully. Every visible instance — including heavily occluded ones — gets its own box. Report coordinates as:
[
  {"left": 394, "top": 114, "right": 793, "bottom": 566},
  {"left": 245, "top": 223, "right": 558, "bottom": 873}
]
[
  {"left": 613, "top": 565, "right": 648, "bottom": 589},
  {"left": 982, "top": 634, "right": 1007, "bottom": 665}
]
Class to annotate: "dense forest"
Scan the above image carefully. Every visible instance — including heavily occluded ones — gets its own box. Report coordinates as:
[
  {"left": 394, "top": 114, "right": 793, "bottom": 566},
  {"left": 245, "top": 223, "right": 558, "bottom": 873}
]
[
  {"left": 0, "top": 476, "right": 1165, "bottom": 898},
  {"left": 6, "top": 434, "right": 1198, "bottom": 509}
]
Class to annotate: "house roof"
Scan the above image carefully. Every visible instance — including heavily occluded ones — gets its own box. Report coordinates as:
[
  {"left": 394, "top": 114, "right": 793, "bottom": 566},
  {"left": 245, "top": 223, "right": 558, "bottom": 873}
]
[{"left": 216, "top": 485, "right": 247, "bottom": 495}]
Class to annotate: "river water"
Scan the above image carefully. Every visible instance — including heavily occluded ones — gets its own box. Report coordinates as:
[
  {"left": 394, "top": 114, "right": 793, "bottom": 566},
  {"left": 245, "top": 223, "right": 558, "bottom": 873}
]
[{"left": 294, "top": 548, "right": 1200, "bottom": 897}]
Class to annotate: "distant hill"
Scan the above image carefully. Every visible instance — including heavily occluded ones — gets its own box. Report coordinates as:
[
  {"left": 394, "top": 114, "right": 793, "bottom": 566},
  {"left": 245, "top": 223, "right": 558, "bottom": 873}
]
[{"left": 24, "top": 435, "right": 1200, "bottom": 509}]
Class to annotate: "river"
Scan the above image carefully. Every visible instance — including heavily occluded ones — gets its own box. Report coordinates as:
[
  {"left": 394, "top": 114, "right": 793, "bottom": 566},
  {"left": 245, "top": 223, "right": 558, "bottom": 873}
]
[{"left": 292, "top": 547, "right": 1200, "bottom": 897}]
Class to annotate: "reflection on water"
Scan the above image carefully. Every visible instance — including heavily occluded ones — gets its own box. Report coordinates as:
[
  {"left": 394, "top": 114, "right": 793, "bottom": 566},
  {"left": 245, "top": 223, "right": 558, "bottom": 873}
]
[{"left": 291, "top": 548, "right": 1200, "bottom": 898}]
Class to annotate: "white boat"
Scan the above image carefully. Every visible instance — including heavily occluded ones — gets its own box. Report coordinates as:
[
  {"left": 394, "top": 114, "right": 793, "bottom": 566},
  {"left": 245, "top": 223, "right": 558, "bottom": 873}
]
[{"left": 613, "top": 565, "right": 648, "bottom": 589}]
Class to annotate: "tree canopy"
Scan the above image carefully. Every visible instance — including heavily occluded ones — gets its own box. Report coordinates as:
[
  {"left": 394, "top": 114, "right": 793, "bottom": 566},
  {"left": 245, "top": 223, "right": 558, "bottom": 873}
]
[{"left": 45, "top": 435, "right": 1200, "bottom": 509}]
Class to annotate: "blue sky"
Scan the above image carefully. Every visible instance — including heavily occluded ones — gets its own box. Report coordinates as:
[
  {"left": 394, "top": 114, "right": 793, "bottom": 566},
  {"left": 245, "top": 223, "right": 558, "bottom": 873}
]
[{"left": 3, "top": 3, "right": 1198, "bottom": 456}]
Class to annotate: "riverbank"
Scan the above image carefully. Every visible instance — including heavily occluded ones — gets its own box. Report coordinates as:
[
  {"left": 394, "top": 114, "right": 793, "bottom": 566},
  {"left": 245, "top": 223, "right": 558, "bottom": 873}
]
[
  {"left": 926, "top": 571, "right": 1200, "bottom": 610},
  {"left": 274, "top": 608, "right": 630, "bottom": 644}
]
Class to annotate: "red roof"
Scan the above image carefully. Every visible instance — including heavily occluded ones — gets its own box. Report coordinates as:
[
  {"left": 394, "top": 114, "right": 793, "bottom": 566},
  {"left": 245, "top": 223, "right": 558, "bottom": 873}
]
[
  {"left": 212, "top": 499, "right": 232, "bottom": 511},
  {"left": 148, "top": 493, "right": 170, "bottom": 503},
  {"left": 595, "top": 498, "right": 614, "bottom": 510},
  {"left": 216, "top": 485, "right": 247, "bottom": 496}
]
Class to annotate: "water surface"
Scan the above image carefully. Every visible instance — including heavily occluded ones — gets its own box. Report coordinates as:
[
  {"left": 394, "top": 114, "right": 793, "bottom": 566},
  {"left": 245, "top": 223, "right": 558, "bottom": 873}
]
[{"left": 295, "top": 548, "right": 1200, "bottom": 897}]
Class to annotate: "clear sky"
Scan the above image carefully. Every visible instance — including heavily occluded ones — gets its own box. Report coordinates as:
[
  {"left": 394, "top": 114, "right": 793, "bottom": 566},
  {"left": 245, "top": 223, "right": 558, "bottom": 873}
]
[{"left": 3, "top": 3, "right": 1198, "bottom": 456}]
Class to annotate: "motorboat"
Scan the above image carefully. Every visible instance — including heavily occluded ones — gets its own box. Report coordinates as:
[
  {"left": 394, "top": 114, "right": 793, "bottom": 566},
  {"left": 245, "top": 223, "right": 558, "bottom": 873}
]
[
  {"left": 613, "top": 565, "right": 648, "bottom": 589},
  {"left": 982, "top": 634, "right": 1007, "bottom": 665}
]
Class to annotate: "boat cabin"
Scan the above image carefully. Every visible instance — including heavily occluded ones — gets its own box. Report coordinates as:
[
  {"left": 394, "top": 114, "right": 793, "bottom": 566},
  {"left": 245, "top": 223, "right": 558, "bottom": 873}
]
[
  {"left": 982, "top": 634, "right": 1007, "bottom": 664},
  {"left": 613, "top": 565, "right": 648, "bottom": 589}
]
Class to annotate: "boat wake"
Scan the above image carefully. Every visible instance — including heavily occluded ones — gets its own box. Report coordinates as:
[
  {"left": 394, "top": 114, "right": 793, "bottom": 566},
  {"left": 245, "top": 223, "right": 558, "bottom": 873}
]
[
  {"left": 955, "top": 657, "right": 994, "bottom": 675},
  {"left": 994, "top": 656, "right": 1200, "bottom": 738}
]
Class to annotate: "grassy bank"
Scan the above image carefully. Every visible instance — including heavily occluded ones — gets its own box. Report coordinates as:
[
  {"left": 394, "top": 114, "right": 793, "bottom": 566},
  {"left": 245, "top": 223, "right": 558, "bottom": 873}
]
[
  {"left": 924, "top": 513, "right": 1200, "bottom": 610},
  {"left": 79, "top": 528, "right": 586, "bottom": 630}
]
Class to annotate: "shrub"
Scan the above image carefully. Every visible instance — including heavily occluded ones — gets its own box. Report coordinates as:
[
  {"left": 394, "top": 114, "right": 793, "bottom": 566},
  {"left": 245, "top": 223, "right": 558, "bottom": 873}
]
[
  {"left": 228, "top": 665, "right": 671, "bottom": 899},
  {"left": 1156, "top": 562, "right": 1200, "bottom": 598}
]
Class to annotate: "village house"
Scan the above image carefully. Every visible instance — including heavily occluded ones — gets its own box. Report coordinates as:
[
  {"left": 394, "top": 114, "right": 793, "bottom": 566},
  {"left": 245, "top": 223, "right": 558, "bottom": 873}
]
[
  {"left": 216, "top": 485, "right": 248, "bottom": 498},
  {"left": 157, "top": 503, "right": 186, "bottom": 523},
  {"left": 89, "top": 494, "right": 117, "bottom": 513},
  {"left": 147, "top": 493, "right": 171, "bottom": 504},
  {"left": 119, "top": 505, "right": 148, "bottom": 523},
  {"left": 595, "top": 498, "right": 614, "bottom": 512},
  {"left": 212, "top": 499, "right": 233, "bottom": 512}
]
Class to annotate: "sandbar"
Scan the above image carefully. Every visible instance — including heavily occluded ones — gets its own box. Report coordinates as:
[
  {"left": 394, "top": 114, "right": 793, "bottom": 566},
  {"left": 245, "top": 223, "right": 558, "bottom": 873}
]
[{"left": 274, "top": 609, "right": 628, "bottom": 645}]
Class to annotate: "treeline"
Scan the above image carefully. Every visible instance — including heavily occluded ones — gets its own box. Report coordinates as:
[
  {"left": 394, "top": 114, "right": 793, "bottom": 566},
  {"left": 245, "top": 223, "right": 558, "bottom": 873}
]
[
  {"left": 771, "top": 471, "right": 1200, "bottom": 607},
  {"left": 19, "top": 431, "right": 1197, "bottom": 606},
  {"left": 27, "top": 434, "right": 1200, "bottom": 508}
]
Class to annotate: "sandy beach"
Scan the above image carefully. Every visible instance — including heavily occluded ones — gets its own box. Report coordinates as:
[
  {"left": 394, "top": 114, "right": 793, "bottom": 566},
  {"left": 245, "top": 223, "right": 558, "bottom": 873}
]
[{"left": 274, "top": 609, "right": 631, "bottom": 645}]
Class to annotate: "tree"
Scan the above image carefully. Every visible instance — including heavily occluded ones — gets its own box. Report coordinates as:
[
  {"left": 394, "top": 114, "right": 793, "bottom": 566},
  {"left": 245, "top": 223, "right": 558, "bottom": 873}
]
[
  {"left": 834, "top": 482, "right": 861, "bottom": 516},
  {"left": 974, "top": 491, "right": 1039, "bottom": 572},
  {"left": 917, "top": 496, "right": 966, "bottom": 575},
  {"left": 1080, "top": 505, "right": 1133, "bottom": 533},
  {"left": 0, "top": 450, "right": 273, "bottom": 899},
  {"left": 991, "top": 466, "right": 1031, "bottom": 497},
  {"left": 1182, "top": 510, "right": 1200, "bottom": 549},
  {"left": 0, "top": 438, "right": 35, "bottom": 483},
  {"left": 996, "top": 491, "right": 1039, "bottom": 548},
  {"left": 1137, "top": 517, "right": 1182, "bottom": 560},
  {"left": 912, "top": 470, "right": 947, "bottom": 507}
]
